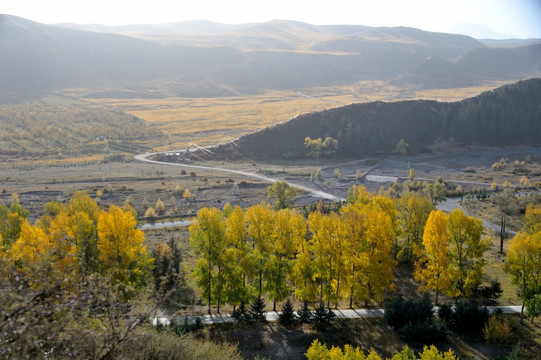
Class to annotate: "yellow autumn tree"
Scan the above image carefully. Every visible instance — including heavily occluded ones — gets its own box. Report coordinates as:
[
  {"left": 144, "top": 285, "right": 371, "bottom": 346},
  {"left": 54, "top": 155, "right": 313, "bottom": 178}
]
[
  {"left": 342, "top": 201, "right": 365, "bottom": 308},
  {"left": 183, "top": 188, "right": 192, "bottom": 200},
  {"left": 346, "top": 184, "right": 371, "bottom": 205},
  {"left": 245, "top": 202, "right": 274, "bottom": 300},
  {"left": 524, "top": 203, "right": 541, "bottom": 234},
  {"left": 309, "top": 211, "right": 347, "bottom": 307},
  {"left": 357, "top": 205, "right": 397, "bottom": 305},
  {"left": 10, "top": 221, "right": 53, "bottom": 267},
  {"left": 291, "top": 212, "right": 317, "bottom": 302},
  {"left": 447, "top": 208, "right": 488, "bottom": 297},
  {"left": 371, "top": 194, "right": 399, "bottom": 257},
  {"left": 505, "top": 232, "right": 541, "bottom": 322},
  {"left": 224, "top": 205, "right": 252, "bottom": 309},
  {"left": 97, "top": 205, "right": 153, "bottom": 297},
  {"left": 397, "top": 192, "right": 433, "bottom": 263},
  {"left": 0, "top": 194, "right": 29, "bottom": 246},
  {"left": 65, "top": 191, "right": 101, "bottom": 272},
  {"left": 190, "top": 206, "right": 226, "bottom": 314},
  {"left": 9, "top": 218, "right": 77, "bottom": 285},
  {"left": 266, "top": 209, "right": 298, "bottom": 310},
  {"left": 414, "top": 210, "right": 459, "bottom": 304}
]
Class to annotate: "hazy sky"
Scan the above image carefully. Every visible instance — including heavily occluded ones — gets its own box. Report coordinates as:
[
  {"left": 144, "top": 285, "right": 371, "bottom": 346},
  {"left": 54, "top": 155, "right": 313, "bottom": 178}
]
[{"left": 3, "top": 0, "right": 541, "bottom": 38}]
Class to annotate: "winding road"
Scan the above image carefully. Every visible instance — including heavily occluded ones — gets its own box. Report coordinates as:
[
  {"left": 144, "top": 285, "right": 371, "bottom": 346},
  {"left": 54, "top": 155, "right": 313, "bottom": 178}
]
[
  {"left": 135, "top": 152, "right": 344, "bottom": 202},
  {"left": 136, "top": 152, "right": 516, "bottom": 236}
]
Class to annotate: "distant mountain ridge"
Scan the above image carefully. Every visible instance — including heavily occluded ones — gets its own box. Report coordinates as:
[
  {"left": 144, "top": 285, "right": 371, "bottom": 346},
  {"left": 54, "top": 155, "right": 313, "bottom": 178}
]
[
  {"left": 210, "top": 78, "right": 541, "bottom": 160},
  {"left": 1, "top": 15, "right": 540, "bottom": 102}
]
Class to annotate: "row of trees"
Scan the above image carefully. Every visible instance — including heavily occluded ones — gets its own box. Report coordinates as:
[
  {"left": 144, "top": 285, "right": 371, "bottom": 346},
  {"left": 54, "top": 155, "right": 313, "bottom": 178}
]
[
  {"left": 306, "top": 340, "right": 457, "bottom": 360},
  {"left": 189, "top": 185, "right": 491, "bottom": 314}
]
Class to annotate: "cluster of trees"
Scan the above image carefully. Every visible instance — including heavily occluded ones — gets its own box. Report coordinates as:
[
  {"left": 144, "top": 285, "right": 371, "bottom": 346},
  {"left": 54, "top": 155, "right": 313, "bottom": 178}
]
[
  {"left": 304, "top": 136, "right": 338, "bottom": 164},
  {"left": 306, "top": 340, "right": 457, "bottom": 360},
  {"left": 505, "top": 203, "right": 541, "bottom": 323},
  {"left": 0, "top": 192, "right": 154, "bottom": 358},
  {"left": 385, "top": 293, "right": 493, "bottom": 344},
  {"left": 0, "top": 191, "right": 153, "bottom": 296},
  {"left": 414, "top": 209, "right": 488, "bottom": 304},
  {"left": 189, "top": 185, "right": 490, "bottom": 314}
]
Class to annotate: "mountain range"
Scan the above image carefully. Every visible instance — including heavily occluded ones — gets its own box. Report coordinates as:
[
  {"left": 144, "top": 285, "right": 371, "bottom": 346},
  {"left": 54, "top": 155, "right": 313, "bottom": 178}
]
[{"left": 1, "top": 15, "right": 541, "bottom": 103}]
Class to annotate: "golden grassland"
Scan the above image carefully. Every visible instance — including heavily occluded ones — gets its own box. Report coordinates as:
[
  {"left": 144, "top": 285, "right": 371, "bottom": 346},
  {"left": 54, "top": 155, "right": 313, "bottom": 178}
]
[
  {"left": 413, "top": 81, "right": 515, "bottom": 101},
  {"left": 69, "top": 81, "right": 504, "bottom": 151}
]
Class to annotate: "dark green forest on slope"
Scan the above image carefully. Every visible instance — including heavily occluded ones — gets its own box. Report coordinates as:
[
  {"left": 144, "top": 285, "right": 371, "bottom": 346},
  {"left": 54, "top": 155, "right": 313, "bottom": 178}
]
[{"left": 214, "top": 78, "right": 541, "bottom": 160}]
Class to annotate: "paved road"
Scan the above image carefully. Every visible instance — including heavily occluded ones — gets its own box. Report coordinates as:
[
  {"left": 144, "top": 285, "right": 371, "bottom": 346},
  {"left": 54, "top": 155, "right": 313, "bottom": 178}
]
[
  {"left": 140, "top": 220, "right": 191, "bottom": 230},
  {"left": 135, "top": 152, "right": 345, "bottom": 202},
  {"left": 153, "top": 305, "right": 522, "bottom": 325}
]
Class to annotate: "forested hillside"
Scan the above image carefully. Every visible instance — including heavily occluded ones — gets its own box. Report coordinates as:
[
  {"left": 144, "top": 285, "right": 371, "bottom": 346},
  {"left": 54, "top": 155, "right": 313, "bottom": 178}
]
[
  {"left": 216, "top": 78, "right": 541, "bottom": 160},
  {"left": 0, "top": 99, "right": 162, "bottom": 155}
]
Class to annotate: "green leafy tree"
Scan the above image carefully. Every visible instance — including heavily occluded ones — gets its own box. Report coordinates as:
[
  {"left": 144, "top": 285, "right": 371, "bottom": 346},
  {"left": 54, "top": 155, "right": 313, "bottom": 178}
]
[
  {"left": 224, "top": 206, "right": 253, "bottom": 310},
  {"left": 267, "top": 180, "right": 297, "bottom": 209},
  {"left": 304, "top": 136, "right": 338, "bottom": 165},
  {"left": 394, "top": 138, "right": 409, "bottom": 155},
  {"left": 397, "top": 192, "right": 433, "bottom": 263},
  {"left": 424, "top": 177, "right": 447, "bottom": 205},
  {"left": 245, "top": 203, "right": 274, "bottom": 300}
]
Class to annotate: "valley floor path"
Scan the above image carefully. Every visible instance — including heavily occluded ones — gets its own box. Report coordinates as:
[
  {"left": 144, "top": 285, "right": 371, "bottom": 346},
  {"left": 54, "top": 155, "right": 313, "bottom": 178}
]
[{"left": 135, "top": 151, "right": 345, "bottom": 202}]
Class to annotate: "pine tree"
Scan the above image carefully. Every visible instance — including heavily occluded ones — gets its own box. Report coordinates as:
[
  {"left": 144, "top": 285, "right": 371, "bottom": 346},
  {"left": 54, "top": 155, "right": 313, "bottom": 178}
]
[
  {"left": 297, "top": 301, "right": 313, "bottom": 329},
  {"left": 250, "top": 297, "right": 267, "bottom": 322},
  {"left": 278, "top": 298, "right": 297, "bottom": 327},
  {"left": 232, "top": 300, "right": 251, "bottom": 322}
]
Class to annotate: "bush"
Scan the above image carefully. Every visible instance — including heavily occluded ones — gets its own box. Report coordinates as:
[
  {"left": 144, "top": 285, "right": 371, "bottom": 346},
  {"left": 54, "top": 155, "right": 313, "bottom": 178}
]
[
  {"left": 484, "top": 316, "right": 511, "bottom": 344},
  {"left": 400, "top": 319, "right": 447, "bottom": 344},
  {"left": 385, "top": 294, "right": 446, "bottom": 344},
  {"left": 114, "top": 329, "right": 242, "bottom": 360},
  {"left": 450, "top": 301, "right": 489, "bottom": 332},
  {"left": 169, "top": 317, "right": 204, "bottom": 335},
  {"left": 506, "top": 345, "right": 524, "bottom": 360},
  {"left": 438, "top": 303, "right": 453, "bottom": 325},
  {"left": 385, "top": 294, "right": 434, "bottom": 330}
]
